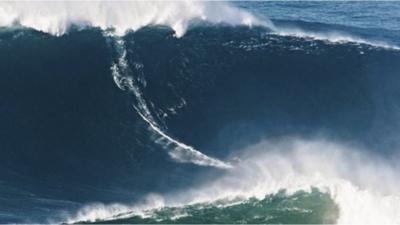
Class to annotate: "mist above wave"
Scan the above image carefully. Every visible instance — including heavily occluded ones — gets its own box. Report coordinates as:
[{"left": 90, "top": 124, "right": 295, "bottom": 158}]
[
  {"left": 1, "top": 1, "right": 398, "bottom": 50},
  {"left": 0, "top": 1, "right": 268, "bottom": 37},
  {"left": 184, "top": 138, "right": 400, "bottom": 224},
  {"left": 66, "top": 138, "right": 400, "bottom": 224}
]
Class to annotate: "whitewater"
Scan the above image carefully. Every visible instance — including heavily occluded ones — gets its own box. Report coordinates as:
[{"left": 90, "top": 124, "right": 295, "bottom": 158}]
[
  {"left": 67, "top": 138, "right": 400, "bottom": 224},
  {"left": 1, "top": 1, "right": 400, "bottom": 224},
  {"left": 0, "top": 1, "right": 268, "bottom": 36},
  {"left": 0, "top": 1, "right": 398, "bottom": 49}
]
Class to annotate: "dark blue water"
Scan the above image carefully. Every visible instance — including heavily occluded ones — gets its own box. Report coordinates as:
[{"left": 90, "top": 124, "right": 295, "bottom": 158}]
[
  {"left": 238, "top": 1, "right": 400, "bottom": 45},
  {"left": 1, "top": 1, "right": 400, "bottom": 223}
]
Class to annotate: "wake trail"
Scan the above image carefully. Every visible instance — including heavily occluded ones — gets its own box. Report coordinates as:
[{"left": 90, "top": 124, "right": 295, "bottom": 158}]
[
  {"left": 135, "top": 107, "right": 232, "bottom": 169},
  {"left": 108, "top": 35, "right": 231, "bottom": 169}
]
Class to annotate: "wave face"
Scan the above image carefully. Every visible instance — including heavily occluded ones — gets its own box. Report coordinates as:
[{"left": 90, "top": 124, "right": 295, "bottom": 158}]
[{"left": 1, "top": 1, "right": 400, "bottom": 224}]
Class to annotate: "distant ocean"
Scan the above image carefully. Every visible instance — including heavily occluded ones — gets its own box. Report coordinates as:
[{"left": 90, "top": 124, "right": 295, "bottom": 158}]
[{"left": 0, "top": 1, "right": 399, "bottom": 224}]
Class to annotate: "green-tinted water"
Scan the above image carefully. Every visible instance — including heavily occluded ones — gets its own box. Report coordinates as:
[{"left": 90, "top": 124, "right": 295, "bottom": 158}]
[{"left": 88, "top": 188, "right": 338, "bottom": 224}]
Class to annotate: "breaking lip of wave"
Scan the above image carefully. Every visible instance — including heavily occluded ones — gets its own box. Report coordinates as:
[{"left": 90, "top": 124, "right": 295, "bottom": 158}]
[
  {"left": 65, "top": 138, "right": 400, "bottom": 224},
  {"left": 0, "top": 1, "right": 269, "bottom": 37},
  {"left": 1, "top": 1, "right": 398, "bottom": 50},
  {"left": 68, "top": 188, "right": 338, "bottom": 224}
]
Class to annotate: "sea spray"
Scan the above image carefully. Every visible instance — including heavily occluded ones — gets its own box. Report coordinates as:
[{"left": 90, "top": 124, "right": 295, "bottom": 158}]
[
  {"left": 0, "top": 1, "right": 267, "bottom": 37},
  {"left": 68, "top": 138, "right": 400, "bottom": 224}
]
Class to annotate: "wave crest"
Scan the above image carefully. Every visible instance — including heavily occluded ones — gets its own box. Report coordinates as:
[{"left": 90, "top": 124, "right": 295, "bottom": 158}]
[
  {"left": 0, "top": 1, "right": 269, "bottom": 36},
  {"left": 66, "top": 138, "right": 400, "bottom": 224}
]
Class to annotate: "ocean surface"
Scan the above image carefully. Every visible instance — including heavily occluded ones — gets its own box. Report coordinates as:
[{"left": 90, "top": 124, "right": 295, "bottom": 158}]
[{"left": 0, "top": 1, "right": 400, "bottom": 224}]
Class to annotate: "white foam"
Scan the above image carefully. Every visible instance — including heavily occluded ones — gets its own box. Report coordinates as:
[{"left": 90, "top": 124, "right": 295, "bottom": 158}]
[
  {"left": 65, "top": 194, "right": 166, "bottom": 223},
  {"left": 0, "top": 1, "right": 268, "bottom": 37},
  {"left": 109, "top": 36, "right": 231, "bottom": 169},
  {"left": 135, "top": 108, "right": 232, "bottom": 169},
  {"left": 1, "top": 1, "right": 397, "bottom": 50},
  {"left": 67, "top": 138, "right": 400, "bottom": 224},
  {"left": 273, "top": 27, "right": 400, "bottom": 50},
  {"left": 181, "top": 138, "right": 400, "bottom": 224}
]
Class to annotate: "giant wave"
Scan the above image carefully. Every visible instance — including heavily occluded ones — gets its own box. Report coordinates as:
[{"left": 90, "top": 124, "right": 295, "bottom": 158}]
[
  {"left": 59, "top": 25, "right": 399, "bottom": 224},
  {"left": 0, "top": 1, "right": 400, "bottom": 224}
]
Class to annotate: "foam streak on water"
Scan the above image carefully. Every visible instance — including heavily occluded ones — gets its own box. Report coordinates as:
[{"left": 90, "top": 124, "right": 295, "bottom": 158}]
[
  {"left": 272, "top": 27, "right": 400, "bottom": 50},
  {"left": 109, "top": 36, "right": 231, "bottom": 169},
  {"left": 135, "top": 107, "right": 232, "bottom": 169}
]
